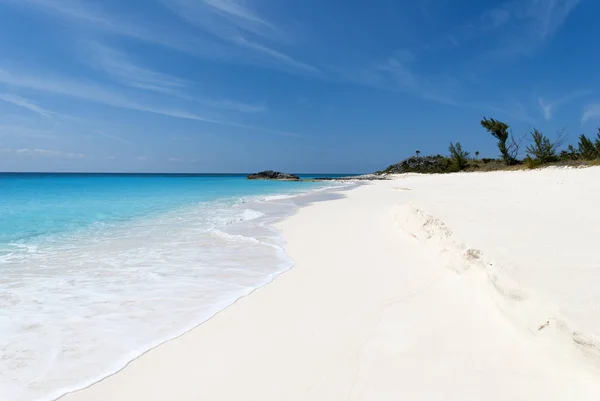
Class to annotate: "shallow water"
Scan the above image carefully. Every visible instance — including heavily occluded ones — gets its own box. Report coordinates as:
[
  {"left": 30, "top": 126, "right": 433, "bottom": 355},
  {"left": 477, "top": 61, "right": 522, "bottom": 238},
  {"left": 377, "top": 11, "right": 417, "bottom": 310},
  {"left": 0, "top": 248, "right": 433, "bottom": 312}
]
[{"left": 0, "top": 173, "right": 349, "bottom": 401}]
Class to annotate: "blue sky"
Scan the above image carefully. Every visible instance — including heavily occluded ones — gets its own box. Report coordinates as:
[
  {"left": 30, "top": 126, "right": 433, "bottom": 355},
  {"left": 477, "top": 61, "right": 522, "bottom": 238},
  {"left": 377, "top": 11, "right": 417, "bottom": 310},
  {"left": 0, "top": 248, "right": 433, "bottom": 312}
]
[{"left": 0, "top": 0, "right": 598, "bottom": 173}]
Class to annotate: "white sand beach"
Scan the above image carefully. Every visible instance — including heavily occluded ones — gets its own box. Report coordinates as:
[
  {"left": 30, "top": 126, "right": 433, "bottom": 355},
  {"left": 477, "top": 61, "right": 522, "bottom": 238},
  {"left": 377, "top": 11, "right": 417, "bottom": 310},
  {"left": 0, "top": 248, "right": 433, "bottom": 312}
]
[{"left": 61, "top": 167, "right": 600, "bottom": 401}]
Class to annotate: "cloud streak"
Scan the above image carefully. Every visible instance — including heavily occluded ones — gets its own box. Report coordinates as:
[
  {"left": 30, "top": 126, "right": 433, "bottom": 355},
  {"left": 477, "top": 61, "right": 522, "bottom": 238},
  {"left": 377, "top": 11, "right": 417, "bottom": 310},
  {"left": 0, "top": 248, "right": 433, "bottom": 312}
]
[
  {"left": 0, "top": 93, "right": 55, "bottom": 116},
  {"left": 0, "top": 125, "right": 56, "bottom": 139},
  {"left": 159, "top": 0, "right": 320, "bottom": 74},
  {"left": 486, "top": 0, "right": 581, "bottom": 57},
  {"left": 0, "top": 68, "right": 214, "bottom": 122},
  {"left": 433, "top": 0, "right": 581, "bottom": 58},
  {"left": 0, "top": 68, "right": 290, "bottom": 135},
  {"left": 1, "top": 147, "right": 86, "bottom": 158},
  {"left": 532, "top": 0, "right": 581, "bottom": 39},
  {"left": 92, "top": 130, "right": 135, "bottom": 146},
  {"left": 85, "top": 42, "right": 268, "bottom": 112},
  {"left": 86, "top": 43, "right": 191, "bottom": 95},
  {"left": 6, "top": 0, "right": 318, "bottom": 75},
  {"left": 3, "top": 0, "right": 225, "bottom": 56},
  {"left": 581, "top": 104, "right": 600, "bottom": 124},
  {"left": 162, "top": 0, "right": 281, "bottom": 41},
  {"left": 538, "top": 90, "right": 589, "bottom": 120},
  {"left": 338, "top": 51, "right": 461, "bottom": 106},
  {"left": 168, "top": 156, "right": 200, "bottom": 163},
  {"left": 538, "top": 97, "right": 553, "bottom": 120},
  {"left": 233, "top": 37, "right": 321, "bottom": 74},
  {"left": 487, "top": 103, "right": 536, "bottom": 124}
]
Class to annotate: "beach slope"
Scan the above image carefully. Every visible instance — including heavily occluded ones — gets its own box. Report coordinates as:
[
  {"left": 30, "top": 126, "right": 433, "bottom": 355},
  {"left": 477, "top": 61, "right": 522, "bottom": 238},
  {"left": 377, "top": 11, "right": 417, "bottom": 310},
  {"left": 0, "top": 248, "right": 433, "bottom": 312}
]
[{"left": 62, "top": 168, "right": 600, "bottom": 401}]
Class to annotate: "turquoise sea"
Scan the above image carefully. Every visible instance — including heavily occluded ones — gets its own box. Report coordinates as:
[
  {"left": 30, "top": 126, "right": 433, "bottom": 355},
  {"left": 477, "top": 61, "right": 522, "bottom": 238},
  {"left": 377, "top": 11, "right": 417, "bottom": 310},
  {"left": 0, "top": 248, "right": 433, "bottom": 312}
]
[{"left": 0, "top": 173, "right": 349, "bottom": 401}]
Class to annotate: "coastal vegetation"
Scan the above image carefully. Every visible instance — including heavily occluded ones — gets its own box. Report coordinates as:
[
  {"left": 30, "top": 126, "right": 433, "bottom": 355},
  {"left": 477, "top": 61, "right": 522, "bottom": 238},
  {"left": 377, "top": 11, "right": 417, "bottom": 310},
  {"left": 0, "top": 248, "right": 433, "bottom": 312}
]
[
  {"left": 448, "top": 142, "right": 469, "bottom": 171},
  {"left": 480, "top": 117, "right": 521, "bottom": 166},
  {"left": 378, "top": 118, "right": 600, "bottom": 175}
]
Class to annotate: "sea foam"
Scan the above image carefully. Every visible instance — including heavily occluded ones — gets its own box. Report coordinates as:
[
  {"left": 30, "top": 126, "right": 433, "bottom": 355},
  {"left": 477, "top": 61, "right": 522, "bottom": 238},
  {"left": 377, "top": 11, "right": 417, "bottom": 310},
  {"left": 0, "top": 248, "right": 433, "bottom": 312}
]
[{"left": 0, "top": 179, "right": 348, "bottom": 401}]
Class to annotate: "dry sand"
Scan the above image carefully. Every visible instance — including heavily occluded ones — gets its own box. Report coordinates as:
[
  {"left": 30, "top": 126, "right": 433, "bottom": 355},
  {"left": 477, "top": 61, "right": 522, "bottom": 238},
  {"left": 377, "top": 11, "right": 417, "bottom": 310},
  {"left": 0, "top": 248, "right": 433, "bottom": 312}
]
[{"left": 61, "top": 167, "right": 600, "bottom": 401}]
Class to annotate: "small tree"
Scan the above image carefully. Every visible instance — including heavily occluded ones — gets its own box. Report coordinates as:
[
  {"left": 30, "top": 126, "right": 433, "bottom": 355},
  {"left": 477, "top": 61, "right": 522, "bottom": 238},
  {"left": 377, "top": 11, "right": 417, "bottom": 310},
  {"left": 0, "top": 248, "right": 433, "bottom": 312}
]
[
  {"left": 560, "top": 145, "right": 579, "bottom": 161},
  {"left": 525, "top": 129, "right": 560, "bottom": 165},
  {"left": 416, "top": 150, "right": 421, "bottom": 157},
  {"left": 481, "top": 117, "right": 519, "bottom": 165},
  {"left": 475, "top": 151, "right": 480, "bottom": 160},
  {"left": 448, "top": 142, "right": 469, "bottom": 171},
  {"left": 578, "top": 134, "right": 597, "bottom": 160}
]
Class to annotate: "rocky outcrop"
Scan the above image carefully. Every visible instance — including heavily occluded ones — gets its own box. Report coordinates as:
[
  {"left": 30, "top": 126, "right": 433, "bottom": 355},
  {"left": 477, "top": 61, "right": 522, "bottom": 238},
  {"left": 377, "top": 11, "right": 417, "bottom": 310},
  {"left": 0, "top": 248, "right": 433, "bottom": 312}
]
[
  {"left": 376, "top": 155, "right": 452, "bottom": 175},
  {"left": 247, "top": 170, "right": 300, "bottom": 180}
]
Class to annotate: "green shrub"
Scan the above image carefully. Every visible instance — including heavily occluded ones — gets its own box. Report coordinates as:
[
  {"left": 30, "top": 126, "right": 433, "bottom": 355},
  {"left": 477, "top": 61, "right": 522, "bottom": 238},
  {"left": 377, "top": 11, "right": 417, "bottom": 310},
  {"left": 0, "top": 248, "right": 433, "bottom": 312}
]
[
  {"left": 559, "top": 145, "right": 579, "bottom": 161},
  {"left": 525, "top": 129, "right": 560, "bottom": 165},
  {"left": 524, "top": 155, "right": 543, "bottom": 169},
  {"left": 578, "top": 134, "right": 597, "bottom": 160},
  {"left": 448, "top": 142, "right": 469, "bottom": 171}
]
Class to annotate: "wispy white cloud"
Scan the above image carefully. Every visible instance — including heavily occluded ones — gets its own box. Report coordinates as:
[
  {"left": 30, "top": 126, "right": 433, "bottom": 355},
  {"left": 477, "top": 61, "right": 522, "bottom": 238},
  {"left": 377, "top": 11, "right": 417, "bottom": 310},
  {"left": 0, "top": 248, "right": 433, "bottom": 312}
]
[
  {"left": 84, "top": 42, "right": 268, "bottom": 112},
  {"left": 136, "top": 156, "right": 148, "bottom": 160},
  {"left": 162, "top": 0, "right": 281, "bottom": 41},
  {"left": 158, "top": 0, "right": 320, "bottom": 74},
  {"left": 486, "top": 0, "right": 581, "bottom": 57},
  {"left": 531, "top": 0, "right": 581, "bottom": 39},
  {"left": 581, "top": 104, "right": 600, "bottom": 124},
  {"left": 538, "top": 90, "right": 589, "bottom": 120},
  {"left": 387, "top": 0, "right": 582, "bottom": 109},
  {"left": 0, "top": 125, "right": 56, "bottom": 139},
  {"left": 207, "top": 99, "right": 266, "bottom": 113},
  {"left": 488, "top": 103, "right": 536, "bottom": 124},
  {"left": 0, "top": 93, "right": 55, "bottom": 116},
  {"left": 538, "top": 97, "right": 553, "bottom": 120},
  {"left": 167, "top": 156, "right": 201, "bottom": 163},
  {"left": 5, "top": 0, "right": 317, "bottom": 75},
  {"left": 0, "top": 68, "right": 215, "bottom": 122},
  {"left": 0, "top": 68, "right": 291, "bottom": 135},
  {"left": 86, "top": 43, "right": 191, "bottom": 95},
  {"left": 3, "top": 147, "right": 87, "bottom": 158},
  {"left": 485, "top": 8, "right": 512, "bottom": 29},
  {"left": 92, "top": 130, "right": 135, "bottom": 146},
  {"left": 338, "top": 51, "right": 461, "bottom": 106},
  {"left": 434, "top": 0, "right": 580, "bottom": 57},
  {"left": 232, "top": 37, "right": 321, "bottom": 74},
  {"left": 3, "top": 0, "right": 225, "bottom": 56}
]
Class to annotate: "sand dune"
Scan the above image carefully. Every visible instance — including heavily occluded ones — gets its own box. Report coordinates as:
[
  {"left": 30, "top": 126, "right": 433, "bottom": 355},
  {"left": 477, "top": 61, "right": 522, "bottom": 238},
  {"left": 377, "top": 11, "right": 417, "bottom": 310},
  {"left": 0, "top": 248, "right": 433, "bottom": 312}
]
[{"left": 61, "top": 167, "right": 600, "bottom": 401}]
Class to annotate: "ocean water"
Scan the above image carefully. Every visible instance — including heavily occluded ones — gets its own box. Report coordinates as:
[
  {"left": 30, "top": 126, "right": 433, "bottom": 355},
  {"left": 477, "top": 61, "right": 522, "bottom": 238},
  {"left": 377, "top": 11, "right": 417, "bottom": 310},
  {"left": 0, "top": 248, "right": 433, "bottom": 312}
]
[{"left": 0, "top": 173, "right": 348, "bottom": 401}]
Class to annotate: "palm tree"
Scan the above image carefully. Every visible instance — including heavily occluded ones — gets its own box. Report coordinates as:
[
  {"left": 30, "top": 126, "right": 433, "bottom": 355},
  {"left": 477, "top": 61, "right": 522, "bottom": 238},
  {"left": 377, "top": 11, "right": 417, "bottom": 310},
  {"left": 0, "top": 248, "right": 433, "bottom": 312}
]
[
  {"left": 416, "top": 150, "right": 421, "bottom": 157},
  {"left": 475, "top": 151, "right": 480, "bottom": 160}
]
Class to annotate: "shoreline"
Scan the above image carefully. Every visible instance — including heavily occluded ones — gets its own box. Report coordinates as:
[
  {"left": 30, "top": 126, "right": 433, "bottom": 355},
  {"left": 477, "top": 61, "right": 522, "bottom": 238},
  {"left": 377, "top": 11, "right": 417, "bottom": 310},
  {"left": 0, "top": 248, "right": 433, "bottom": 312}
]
[
  {"left": 4, "top": 179, "right": 349, "bottom": 401},
  {"left": 41, "top": 182, "right": 352, "bottom": 401},
  {"left": 61, "top": 168, "right": 600, "bottom": 400}
]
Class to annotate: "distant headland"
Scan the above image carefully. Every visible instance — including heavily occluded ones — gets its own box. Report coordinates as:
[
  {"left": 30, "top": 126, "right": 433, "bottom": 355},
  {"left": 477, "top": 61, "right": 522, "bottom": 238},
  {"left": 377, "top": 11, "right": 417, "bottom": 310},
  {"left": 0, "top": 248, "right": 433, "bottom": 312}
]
[{"left": 246, "top": 170, "right": 387, "bottom": 181}]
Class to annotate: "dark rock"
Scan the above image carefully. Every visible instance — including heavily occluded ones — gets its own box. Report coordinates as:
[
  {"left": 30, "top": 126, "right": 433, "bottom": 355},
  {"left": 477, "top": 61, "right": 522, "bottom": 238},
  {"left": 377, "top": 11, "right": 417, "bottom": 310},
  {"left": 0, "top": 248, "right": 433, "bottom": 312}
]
[{"left": 247, "top": 170, "right": 300, "bottom": 180}]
